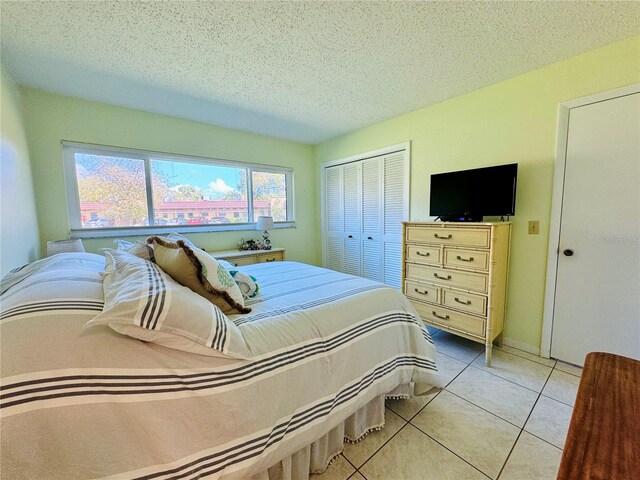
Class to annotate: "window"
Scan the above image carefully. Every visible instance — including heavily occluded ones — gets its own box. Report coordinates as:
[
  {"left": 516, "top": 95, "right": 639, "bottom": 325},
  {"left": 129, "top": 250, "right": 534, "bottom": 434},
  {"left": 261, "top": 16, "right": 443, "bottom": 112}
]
[
  {"left": 63, "top": 143, "right": 294, "bottom": 237},
  {"left": 252, "top": 171, "right": 287, "bottom": 221}
]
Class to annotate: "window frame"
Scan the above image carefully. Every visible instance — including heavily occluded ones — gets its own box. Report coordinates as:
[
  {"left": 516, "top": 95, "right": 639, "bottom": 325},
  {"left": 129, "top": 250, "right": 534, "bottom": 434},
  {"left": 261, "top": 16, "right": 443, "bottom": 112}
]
[{"left": 63, "top": 142, "right": 295, "bottom": 238}]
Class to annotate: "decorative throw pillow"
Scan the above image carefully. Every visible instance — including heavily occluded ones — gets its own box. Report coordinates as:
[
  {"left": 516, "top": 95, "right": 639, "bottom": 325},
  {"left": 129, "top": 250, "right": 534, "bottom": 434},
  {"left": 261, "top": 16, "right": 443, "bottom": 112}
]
[
  {"left": 85, "top": 249, "right": 249, "bottom": 358},
  {"left": 146, "top": 236, "right": 250, "bottom": 314},
  {"left": 229, "top": 270, "right": 260, "bottom": 299}
]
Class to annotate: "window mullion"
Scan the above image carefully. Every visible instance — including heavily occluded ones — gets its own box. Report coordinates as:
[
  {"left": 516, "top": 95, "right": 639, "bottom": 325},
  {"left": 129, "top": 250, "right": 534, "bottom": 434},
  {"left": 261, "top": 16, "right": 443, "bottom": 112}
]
[
  {"left": 286, "top": 172, "right": 294, "bottom": 222},
  {"left": 143, "top": 157, "right": 156, "bottom": 226},
  {"left": 247, "top": 168, "right": 254, "bottom": 223}
]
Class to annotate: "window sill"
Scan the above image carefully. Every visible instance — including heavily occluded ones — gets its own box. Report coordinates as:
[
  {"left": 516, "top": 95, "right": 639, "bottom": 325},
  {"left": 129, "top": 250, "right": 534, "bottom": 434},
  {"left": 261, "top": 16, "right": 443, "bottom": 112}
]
[{"left": 70, "top": 222, "right": 296, "bottom": 239}]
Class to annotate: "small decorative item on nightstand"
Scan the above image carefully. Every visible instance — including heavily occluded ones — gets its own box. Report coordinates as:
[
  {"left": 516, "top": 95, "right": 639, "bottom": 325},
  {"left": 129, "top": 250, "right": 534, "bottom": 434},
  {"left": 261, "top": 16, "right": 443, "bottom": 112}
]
[{"left": 256, "top": 216, "right": 274, "bottom": 250}]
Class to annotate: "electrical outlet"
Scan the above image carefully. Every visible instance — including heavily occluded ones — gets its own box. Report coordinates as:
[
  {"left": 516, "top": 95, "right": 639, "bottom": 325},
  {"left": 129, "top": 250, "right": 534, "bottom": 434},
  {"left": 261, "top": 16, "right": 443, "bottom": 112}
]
[{"left": 528, "top": 221, "right": 539, "bottom": 235}]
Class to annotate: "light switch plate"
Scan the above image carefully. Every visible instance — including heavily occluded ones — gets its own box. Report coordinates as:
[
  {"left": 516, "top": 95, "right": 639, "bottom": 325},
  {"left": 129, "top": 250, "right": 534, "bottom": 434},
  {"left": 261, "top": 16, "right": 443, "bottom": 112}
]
[{"left": 528, "top": 221, "right": 539, "bottom": 235}]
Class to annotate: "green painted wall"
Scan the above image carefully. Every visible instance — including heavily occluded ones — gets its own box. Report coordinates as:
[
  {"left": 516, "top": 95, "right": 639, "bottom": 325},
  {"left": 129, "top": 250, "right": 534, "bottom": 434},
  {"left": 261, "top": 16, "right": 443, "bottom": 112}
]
[
  {"left": 314, "top": 36, "right": 640, "bottom": 352},
  {"left": 0, "top": 66, "right": 40, "bottom": 275},
  {"left": 20, "top": 89, "right": 319, "bottom": 266}
]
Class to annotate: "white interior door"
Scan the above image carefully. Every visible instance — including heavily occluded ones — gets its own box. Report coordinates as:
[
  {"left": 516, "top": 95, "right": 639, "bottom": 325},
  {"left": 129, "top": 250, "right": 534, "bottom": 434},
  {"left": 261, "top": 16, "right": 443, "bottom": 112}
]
[{"left": 551, "top": 92, "right": 640, "bottom": 366}]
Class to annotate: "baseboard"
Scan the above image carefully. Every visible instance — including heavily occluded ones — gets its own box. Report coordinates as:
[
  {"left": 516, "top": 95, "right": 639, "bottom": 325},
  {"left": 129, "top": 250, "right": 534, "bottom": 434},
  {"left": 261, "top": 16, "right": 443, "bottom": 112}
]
[{"left": 502, "top": 337, "right": 541, "bottom": 356}]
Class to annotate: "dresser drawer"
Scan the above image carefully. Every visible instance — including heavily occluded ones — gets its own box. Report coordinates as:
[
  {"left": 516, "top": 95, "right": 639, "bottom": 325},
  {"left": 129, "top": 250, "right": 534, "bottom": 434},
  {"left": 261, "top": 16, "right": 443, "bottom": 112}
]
[
  {"left": 230, "top": 255, "right": 257, "bottom": 266},
  {"left": 405, "top": 263, "right": 488, "bottom": 293},
  {"left": 406, "top": 226, "right": 490, "bottom": 248},
  {"left": 404, "top": 280, "right": 440, "bottom": 304},
  {"left": 412, "top": 301, "right": 485, "bottom": 338},
  {"left": 406, "top": 245, "right": 441, "bottom": 265},
  {"left": 444, "top": 248, "right": 489, "bottom": 271},
  {"left": 442, "top": 290, "right": 487, "bottom": 316},
  {"left": 257, "top": 251, "right": 284, "bottom": 263}
]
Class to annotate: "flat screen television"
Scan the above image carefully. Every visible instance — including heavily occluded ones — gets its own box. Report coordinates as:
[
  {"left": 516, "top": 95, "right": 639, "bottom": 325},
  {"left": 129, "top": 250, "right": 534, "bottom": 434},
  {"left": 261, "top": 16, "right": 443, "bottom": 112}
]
[{"left": 429, "top": 163, "right": 518, "bottom": 222}]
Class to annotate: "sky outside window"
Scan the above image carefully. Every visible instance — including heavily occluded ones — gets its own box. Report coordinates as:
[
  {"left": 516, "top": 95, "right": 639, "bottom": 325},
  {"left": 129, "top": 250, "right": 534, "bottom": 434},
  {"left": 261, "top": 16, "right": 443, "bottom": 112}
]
[{"left": 151, "top": 160, "right": 245, "bottom": 199}]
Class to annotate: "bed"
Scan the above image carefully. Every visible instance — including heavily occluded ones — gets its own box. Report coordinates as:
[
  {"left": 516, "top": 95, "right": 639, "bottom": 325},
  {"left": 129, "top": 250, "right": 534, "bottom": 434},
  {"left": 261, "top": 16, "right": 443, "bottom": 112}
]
[{"left": 0, "top": 252, "right": 440, "bottom": 479}]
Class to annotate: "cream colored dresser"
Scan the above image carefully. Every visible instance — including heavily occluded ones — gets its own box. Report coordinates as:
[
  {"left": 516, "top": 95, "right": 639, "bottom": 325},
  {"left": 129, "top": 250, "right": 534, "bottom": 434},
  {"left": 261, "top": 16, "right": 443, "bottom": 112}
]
[
  {"left": 211, "top": 248, "right": 285, "bottom": 266},
  {"left": 402, "top": 222, "right": 511, "bottom": 366}
]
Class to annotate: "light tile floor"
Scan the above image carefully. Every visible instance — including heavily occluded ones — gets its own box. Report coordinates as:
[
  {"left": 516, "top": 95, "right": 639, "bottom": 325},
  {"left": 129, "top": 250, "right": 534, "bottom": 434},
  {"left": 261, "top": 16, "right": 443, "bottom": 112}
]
[{"left": 314, "top": 330, "right": 583, "bottom": 480}]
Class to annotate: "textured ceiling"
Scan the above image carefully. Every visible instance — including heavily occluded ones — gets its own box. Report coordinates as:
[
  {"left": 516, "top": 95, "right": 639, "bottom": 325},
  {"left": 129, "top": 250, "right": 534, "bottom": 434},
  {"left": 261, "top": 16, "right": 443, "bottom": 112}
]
[{"left": 1, "top": 1, "right": 639, "bottom": 144}]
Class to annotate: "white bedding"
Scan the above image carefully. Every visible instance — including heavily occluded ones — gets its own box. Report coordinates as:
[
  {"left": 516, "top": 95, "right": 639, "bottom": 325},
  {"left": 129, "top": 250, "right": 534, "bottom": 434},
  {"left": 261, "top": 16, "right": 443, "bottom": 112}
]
[{"left": 0, "top": 254, "right": 440, "bottom": 479}]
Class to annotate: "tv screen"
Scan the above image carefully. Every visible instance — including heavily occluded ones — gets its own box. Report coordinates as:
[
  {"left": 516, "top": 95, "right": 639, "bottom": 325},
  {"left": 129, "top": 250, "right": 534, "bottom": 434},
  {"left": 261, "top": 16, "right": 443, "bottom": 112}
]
[{"left": 430, "top": 163, "right": 518, "bottom": 219}]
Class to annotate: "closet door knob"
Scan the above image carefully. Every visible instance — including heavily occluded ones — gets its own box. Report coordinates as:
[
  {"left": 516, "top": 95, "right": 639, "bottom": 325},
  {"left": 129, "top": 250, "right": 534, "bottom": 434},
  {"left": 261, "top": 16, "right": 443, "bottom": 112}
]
[
  {"left": 563, "top": 249, "right": 575, "bottom": 257},
  {"left": 348, "top": 235, "right": 353, "bottom": 239},
  {"left": 367, "top": 236, "right": 373, "bottom": 240}
]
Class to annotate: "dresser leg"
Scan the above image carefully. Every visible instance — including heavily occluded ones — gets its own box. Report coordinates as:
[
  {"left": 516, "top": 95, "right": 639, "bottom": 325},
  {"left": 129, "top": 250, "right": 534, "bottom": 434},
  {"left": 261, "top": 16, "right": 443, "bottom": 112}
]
[{"left": 485, "top": 344, "right": 493, "bottom": 367}]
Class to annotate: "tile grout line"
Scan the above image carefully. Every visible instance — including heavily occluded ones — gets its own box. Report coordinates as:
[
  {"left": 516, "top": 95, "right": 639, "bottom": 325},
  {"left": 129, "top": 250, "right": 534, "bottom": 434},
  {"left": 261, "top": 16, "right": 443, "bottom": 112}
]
[
  {"left": 352, "top": 420, "right": 411, "bottom": 475},
  {"left": 539, "top": 392, "right": 575, "bottom": 408},
  {"left": 355, "top": 351, "right": 480, "bottom": 477},
  {"left": 399, "top": 351, "right": 496, "bottom": 478},
  {"left": 401, "top": 388, "right": 442, "bottom": 423},
  {"left": 436, "top": 345, "right": 484, "bottom": 364},
  {"left": 441, "top": 389, "right": 528, "bottom": 430},
  {"left": 409, "top": 423, "right": 492, "bottom": 480},
  {"left": 441, "top": 342, "right": 558, "bottom": 395},
  {"left": 495, "top": 361, "right": 556, "bottom": 480},
  {"left": 352, "top": 342, "right": 568, "bottom": 479},
  {"left": 341, "top": 453, "right": 359, "bottom": 473},
  {"left": 522, "top": 428, "right": 566, "bottom": 452},
  {"left": 327, "top": 342, "right": 572, "bottom": 479},
  {"left": 495, "top": 346, "right": 558, "bottom": 368},
  {"left": 464, "top": 362, "right": 550, "bottom": 395},
  {"left": 553, "top": 362, "right": 583, "bottom": 378}
]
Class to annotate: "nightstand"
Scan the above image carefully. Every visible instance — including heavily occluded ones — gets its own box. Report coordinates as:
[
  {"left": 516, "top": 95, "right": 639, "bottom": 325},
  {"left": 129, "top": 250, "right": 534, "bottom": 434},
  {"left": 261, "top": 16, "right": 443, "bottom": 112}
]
[{"left": 210, "top": 247, "right": 285, "bottom": 267}]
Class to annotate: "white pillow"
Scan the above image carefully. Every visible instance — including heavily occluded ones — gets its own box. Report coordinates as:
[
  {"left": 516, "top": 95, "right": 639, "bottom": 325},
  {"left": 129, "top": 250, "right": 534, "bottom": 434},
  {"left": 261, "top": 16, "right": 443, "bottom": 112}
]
[
  {"left": 217, "top": 259, "right": 236, "bottom": 270},
  {"left": 85, "top": 249, "right": 249, "bottom": 358},
  {"left": 167, "top": 232, "right": 195, "bottom": 245},
  {"left": 113, "top": 239, "right": 134, "bottom": 249},
  {"left": 113, "top": 239, "right": 154, "bottom": 261}
]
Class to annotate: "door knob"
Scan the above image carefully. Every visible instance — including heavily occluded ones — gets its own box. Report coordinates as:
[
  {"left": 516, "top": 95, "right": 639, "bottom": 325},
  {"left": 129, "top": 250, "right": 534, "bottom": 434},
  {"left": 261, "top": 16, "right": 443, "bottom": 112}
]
[{"left": 563, "top": 249, "right": 575, "bottom": 257}]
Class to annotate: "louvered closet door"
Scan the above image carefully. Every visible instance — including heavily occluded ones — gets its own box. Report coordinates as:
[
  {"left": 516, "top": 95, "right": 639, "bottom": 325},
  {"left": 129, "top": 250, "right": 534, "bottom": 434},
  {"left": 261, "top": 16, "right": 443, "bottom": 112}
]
[
  {"left": 382, "top": 152, "right": 407, "bottom": 289},
  {"left": 325, "top": 166, "right": 344, "bottom": 272},
  {"left": 342, "top": 162, "right": 362, "bottom": 276},
  {"left": 324, "top": 147, "right": 408, "bottom": 285},
  {"left": 361, "top": 158, "right": 383, "bottom": 282}
]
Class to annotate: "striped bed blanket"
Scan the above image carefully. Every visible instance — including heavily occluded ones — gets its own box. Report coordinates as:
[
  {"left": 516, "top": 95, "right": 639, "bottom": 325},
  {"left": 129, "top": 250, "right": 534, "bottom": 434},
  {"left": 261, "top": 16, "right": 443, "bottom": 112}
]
[{"left": 0, "top": 254, "right": 439, "bottom": 479}]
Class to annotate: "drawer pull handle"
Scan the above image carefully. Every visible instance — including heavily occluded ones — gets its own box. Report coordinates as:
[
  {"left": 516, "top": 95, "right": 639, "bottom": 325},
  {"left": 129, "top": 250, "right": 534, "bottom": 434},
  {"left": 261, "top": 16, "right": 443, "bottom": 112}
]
[
  {"left": 266, "top": 258, "right": 276, "bottom": 262},
  {"left": 367, "top": 236, "right": 373, "bottom": 240},
  {"left": 456, "top": 255, "right": 474, "bottom": 262},
  {"left": 433, "top": 273, "right": 452, "bottom": 280},
  {"left": 414, "top": 288, "right": 429, "bottom": 296},
  {"left": 434, "top": 234, "right": 452, "bottom": 240},
  {"left": 455, "top": 297, "right": 472, "bottom": 305},
  {"left": 348, "top": 235, "right": 353, "bottom": 239},
  {"left": 432, "top": 311, "right": 450, "bottom": 321},
  {"left": 416, "top": 251, "right": 430, "bottom": 257}
]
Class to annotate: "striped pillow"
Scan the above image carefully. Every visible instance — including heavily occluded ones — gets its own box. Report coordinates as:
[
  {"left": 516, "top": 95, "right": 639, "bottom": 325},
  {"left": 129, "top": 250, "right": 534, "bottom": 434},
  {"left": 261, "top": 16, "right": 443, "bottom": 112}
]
[{"left": 85, "top": 249, "right": 249, "bottom": 359}]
